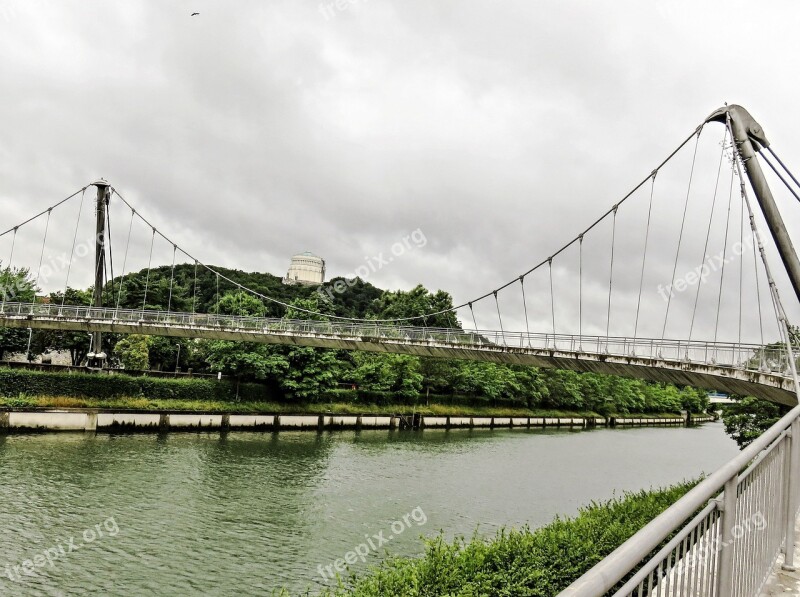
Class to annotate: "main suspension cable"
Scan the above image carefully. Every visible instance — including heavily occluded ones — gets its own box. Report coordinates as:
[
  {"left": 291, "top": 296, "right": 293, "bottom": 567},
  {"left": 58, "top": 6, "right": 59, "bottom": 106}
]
[
  {"left": 104, "top": 122, "right": 704, "bottom": 325},
  {"left": 0, "top": 186, "right": 88, "bottom": 240}
]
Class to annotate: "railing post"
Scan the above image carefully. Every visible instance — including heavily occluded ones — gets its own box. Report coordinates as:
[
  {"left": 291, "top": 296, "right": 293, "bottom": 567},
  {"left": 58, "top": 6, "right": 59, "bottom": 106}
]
[
  {"left": 783, "top": 418, "right": 800, "bottom": 570},
  {"left": 716, "top": 474, "right": 738, "bottom": 596}
]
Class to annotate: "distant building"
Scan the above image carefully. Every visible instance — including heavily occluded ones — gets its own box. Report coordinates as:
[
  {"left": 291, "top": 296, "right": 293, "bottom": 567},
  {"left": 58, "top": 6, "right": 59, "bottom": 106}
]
[{"left": 283, "top": 252, "right": 325, "bottom": 285}]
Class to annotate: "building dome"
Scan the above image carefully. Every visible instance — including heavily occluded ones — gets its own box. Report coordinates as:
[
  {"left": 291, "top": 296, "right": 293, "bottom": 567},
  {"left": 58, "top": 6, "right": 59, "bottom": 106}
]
[{"left": 284, "top": 251, "right": 325, "bottom": 285}]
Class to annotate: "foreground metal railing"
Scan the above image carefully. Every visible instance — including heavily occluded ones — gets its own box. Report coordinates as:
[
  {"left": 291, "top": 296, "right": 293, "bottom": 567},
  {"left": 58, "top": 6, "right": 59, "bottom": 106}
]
[
  {"left": 560, "top": 403, "right": 800, "bottom": 596},
  {"left": 0, "top": 302, "right": 793, "bottom": 378}
]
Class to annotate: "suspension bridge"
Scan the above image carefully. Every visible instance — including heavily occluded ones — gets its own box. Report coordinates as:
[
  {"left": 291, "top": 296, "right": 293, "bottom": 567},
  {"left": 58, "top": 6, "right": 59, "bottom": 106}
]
[{"left": 3, "top": 104, "right": 800, "bottom": 595}]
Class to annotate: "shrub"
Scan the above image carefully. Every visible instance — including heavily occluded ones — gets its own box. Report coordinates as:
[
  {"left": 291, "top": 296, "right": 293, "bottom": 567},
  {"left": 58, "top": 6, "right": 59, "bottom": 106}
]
[{"left": 0, "top": 368, "right": 276, "bottom": 403}]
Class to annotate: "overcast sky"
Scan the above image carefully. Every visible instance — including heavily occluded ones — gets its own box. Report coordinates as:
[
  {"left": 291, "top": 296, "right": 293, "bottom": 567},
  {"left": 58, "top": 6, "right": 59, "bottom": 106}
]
[{"left": 2, "top": 0, "right": 800, "bottom": 343}]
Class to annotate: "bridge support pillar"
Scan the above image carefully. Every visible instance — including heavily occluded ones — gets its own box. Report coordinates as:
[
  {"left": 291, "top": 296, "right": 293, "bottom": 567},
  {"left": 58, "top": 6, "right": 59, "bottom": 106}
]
[{"left": 88, "top": 180, "right": 110, "bottom": 368}]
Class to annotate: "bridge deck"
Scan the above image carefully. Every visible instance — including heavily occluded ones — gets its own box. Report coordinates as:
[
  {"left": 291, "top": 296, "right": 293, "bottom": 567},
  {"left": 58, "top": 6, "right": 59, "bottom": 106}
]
[{"left": 0, "top": 302, "right": 796, "bottom": 405}]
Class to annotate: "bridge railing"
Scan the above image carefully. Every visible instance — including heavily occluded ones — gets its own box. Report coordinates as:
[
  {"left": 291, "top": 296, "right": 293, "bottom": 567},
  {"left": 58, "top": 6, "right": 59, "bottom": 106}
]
[
  {"left": 560, "top": 402, "right": 800, "bottom": 597},
  {"left": 0, "top": 302, "right": 792, "bottom": 377}
]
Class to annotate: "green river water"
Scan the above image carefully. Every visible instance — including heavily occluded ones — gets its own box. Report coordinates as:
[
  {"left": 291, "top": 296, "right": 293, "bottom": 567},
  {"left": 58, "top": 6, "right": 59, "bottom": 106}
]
[{"left": 0, "top": 422, "right": 738, "bottom": 595}]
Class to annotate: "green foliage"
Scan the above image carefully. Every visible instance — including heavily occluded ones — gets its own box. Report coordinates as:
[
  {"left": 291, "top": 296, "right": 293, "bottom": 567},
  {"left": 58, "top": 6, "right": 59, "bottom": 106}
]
[
  {"left": 320, "top": 480, "right": 698, "bottom": 597},
  {"left": 0, "top": 265, "right": 37, "bottom": 360},
  {"left": 5, "top": 393, "right": 35, "bottom": 408},
  {"left": 280, "top": 346, "right": 342, "bottom": 401},
  {"left": 345, "top": 353, "right": 423, "bottom": 400},
  {"left": 722, "top": 396, "right": 789, "bottom": 448},
  {"left": 114, "top": 335, "right": 151, "bottom": 371},
  {"left": 146, "top": 336, "right": 193, "bottom": 372},
  {"left": 369, "top": 284, "right": 460, "bottom": 328},
  {"left": 218, "top": 291, "right": 267, "bottom": 317},
  {"left": 200, "top": 340, "right": 288, "bottom": 380},
  {"left": 0, "top": 367, "right": 275, "bottom": 402}
]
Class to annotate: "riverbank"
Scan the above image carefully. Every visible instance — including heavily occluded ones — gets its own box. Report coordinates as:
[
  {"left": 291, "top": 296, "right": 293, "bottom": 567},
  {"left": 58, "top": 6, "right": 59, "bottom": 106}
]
[
  {"left": 0, "top": 403, "right": 713, "bottom": 433},
  {"left": 299, "top": 480, "right": 700, "bottom": 597}
]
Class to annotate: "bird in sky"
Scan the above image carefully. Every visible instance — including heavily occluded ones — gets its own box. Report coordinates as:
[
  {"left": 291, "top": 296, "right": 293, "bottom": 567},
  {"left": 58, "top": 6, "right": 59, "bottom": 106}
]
[{"left": 191, "top": 12, "right": 199, "bottom": 16}]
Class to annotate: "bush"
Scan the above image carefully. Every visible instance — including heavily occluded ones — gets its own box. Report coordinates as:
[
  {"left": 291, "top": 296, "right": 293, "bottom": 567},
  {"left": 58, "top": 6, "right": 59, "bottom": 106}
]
[{"left": 0, "top": 368, "right": 276, "bottom": 403}]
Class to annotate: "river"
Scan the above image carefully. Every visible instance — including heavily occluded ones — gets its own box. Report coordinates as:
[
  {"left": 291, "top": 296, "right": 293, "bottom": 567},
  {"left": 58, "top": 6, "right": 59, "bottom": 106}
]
[{"left": 0, "top": 422, "right": 738, "bottom": 595}]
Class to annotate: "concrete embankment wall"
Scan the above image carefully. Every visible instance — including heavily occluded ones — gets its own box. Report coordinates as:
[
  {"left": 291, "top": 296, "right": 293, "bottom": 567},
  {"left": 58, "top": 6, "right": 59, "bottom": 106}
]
[{"left": 0, "top": 411, "right": 712, "bottom": 433}]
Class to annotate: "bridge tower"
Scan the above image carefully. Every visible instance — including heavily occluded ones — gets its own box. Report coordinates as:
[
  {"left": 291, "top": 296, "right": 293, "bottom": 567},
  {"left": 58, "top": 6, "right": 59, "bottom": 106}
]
[
  {"left": 88, "top": 179, "right": 110, "bottom": 368},
  {"left": 706, "top": 105, "right": 800, "bottom": 303}
]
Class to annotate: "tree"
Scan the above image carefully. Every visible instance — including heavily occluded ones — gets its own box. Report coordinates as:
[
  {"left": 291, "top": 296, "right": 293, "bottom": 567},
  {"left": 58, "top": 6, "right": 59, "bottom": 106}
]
[
  {"left": 217, "top": 291, "right": 266, "bottom": 317},
  {"left": 679, "top": 386, "right": 710, "bottom": 414},
  {"left": 722, "top": 396, "right": 788, "bottom": 449},
  {"left": 200, "top": 340, "right": 288, "bottom": 380},
  {"left": 147, "top": 336, "right": 193, "bottom": 372},
  {"left": 0, "top": 265, "right": 36, "bottom": 360},
  {"left": 114, "top": 335, "right": 151, "bottom": 371},
  {"left": 370, "top": 285, "right": 460, "bottom": 328},
  {"left": 418, "top": 358, "right": 460, "bottom": 401},
  {"left": 512, "top": 367, "right": 551, "bottom": 410},
  {"left": 454, "top": 361, "right": 521, "bottom": 403},
  {"left": 346, "top": 352, "right": 423, "bottom": 399}
]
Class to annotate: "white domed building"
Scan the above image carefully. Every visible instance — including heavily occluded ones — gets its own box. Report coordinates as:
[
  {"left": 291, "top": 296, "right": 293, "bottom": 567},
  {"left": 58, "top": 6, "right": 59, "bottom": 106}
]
[{"left": 283, "top": 251, "right": 326, "bottom": 285}]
